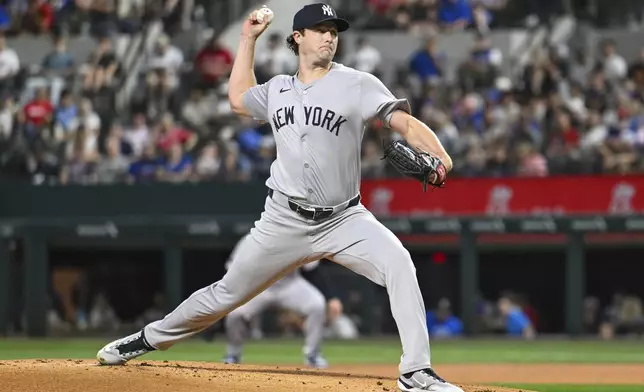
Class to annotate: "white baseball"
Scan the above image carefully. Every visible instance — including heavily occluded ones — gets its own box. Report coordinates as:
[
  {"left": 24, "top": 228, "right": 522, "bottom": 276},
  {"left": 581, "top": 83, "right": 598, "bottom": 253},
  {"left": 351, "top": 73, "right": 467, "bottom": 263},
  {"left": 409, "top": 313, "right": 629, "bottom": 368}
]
[{"left": 255, "top": 6, "right": 274, "bottom": 24}]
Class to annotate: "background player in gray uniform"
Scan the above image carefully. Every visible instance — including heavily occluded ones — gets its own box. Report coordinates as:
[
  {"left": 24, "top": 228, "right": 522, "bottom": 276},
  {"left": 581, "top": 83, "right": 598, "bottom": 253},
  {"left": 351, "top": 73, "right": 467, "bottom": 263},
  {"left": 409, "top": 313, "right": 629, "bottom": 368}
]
[
  {"left": 97, "top": 3, "right": 462, "bottom": 392},
  {"left": 223, "top": 235, "right": 331, "bottom": 368}
]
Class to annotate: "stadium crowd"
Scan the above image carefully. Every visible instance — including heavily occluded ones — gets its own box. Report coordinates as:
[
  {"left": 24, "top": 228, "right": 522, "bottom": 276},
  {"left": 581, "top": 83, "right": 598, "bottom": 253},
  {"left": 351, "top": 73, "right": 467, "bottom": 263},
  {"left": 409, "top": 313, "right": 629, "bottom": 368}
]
[{"left": 0, "top": 0, "right": 643, "bottom": 185}]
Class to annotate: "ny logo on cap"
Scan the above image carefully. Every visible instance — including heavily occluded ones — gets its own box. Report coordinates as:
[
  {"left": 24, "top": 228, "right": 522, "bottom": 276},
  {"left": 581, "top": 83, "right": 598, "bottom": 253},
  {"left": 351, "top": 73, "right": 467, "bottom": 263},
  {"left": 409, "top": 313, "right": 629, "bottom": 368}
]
[{"left": 321, "top": 4, "right": 334, "bottom": 16}]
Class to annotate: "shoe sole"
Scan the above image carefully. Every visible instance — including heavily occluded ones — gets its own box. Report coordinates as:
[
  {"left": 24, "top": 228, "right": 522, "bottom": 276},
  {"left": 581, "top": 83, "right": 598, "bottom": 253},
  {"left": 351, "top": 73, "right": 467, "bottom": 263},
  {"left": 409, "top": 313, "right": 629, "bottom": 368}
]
[
  {"left": 96, "top": 350, "right": 127, "bottom": 366},
  {"left": 397, "top": 379, "right": 430, "bottom": 392},
  {"left": 397, "top": 378, "right": 463, "bottom": 392},
  {"left": 397, "top": 379, "right": 412, "bottom": 392}
]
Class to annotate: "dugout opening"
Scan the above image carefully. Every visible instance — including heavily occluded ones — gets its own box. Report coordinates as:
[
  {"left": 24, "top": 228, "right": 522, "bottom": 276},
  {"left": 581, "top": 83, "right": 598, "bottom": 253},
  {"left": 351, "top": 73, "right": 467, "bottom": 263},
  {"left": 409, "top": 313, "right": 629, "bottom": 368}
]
[{"left": 477, "top": 250, "right": 566, "bottom": 334}]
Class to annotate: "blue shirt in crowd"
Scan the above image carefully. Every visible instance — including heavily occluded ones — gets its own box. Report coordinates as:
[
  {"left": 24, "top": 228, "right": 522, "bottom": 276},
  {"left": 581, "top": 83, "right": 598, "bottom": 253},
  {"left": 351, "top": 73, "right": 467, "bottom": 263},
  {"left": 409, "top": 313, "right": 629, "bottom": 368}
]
[
  {"left": 506, "top": 309, "right": 531, "bottom": 336},
  {"left": 426, "top": 311, "right": 463, "bottom": 338},
  {"left": 438, "top": 0, "right": 472, "bottom": 25}
]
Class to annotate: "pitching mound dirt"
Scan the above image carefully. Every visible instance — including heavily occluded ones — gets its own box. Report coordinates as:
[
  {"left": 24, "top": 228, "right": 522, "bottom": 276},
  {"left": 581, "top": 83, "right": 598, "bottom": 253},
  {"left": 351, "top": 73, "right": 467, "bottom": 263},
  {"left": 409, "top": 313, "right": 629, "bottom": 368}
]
[{"left": 0, "top": 360, "right": 530, "bottom": 392}]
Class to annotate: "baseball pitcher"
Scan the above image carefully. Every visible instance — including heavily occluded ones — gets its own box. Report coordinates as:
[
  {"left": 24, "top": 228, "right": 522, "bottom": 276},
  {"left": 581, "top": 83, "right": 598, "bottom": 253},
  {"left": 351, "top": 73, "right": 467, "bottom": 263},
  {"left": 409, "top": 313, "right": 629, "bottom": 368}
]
[{"left": 97, "top": 3, "right": 460, "bottom": 392}]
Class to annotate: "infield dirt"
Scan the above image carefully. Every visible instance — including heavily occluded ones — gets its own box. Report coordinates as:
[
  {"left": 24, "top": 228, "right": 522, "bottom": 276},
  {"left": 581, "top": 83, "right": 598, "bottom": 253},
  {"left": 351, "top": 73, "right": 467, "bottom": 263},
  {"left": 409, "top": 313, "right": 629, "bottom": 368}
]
[{"left": 2, "top": 360, "right": 643, "bottom": 392}]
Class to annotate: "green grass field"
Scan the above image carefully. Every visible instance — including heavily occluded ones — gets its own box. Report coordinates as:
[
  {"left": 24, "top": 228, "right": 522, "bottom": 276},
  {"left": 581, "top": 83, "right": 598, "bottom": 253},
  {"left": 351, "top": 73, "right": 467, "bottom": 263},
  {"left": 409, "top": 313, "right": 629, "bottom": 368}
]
[
  {"left": 1, "top": 337, "right": 644, "bottom": 363},
  {"left": 1, "top": 337, "right": 642, "bottom": 392}
]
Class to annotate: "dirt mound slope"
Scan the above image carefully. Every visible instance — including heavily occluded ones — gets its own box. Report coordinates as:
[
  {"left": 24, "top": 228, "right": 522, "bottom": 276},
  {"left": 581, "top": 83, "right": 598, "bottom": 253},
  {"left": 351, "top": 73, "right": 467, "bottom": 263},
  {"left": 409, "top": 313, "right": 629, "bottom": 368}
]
[{"left": 0, "top": 359, "right": 531, "bottom": 392}]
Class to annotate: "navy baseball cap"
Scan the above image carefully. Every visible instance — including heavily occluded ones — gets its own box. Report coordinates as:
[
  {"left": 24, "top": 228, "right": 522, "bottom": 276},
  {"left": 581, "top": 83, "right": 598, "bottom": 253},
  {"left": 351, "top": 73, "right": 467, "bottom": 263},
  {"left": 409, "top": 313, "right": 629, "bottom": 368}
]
[{"left": 292, "top": 3, "right": 350, "bottom": 32}]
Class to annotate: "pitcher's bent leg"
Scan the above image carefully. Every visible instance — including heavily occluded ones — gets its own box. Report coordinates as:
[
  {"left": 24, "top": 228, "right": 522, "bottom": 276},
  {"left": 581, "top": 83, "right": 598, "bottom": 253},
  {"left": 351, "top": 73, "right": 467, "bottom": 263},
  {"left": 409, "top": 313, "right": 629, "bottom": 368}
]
[
  {"left": 322, "top": 207, "right": 431, "bottom": 375},
  {"left": 145, "top": 234, "right": 306, "bottom": 350}
]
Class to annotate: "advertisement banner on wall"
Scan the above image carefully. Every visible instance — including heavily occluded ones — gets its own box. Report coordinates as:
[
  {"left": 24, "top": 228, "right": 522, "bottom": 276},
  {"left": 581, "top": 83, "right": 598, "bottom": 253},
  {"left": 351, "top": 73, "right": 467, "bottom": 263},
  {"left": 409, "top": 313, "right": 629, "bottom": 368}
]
[{"left": 360, "top": 175, "right": 644, "bottom": 217}]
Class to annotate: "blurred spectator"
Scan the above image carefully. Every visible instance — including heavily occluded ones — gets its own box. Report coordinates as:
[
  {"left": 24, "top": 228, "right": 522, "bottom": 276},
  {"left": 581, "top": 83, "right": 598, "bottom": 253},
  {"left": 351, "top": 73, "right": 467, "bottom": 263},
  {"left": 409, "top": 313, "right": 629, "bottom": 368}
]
[
  {"left": 194, "top": 36, "right": 233, "bottom": 90},
  {"left": 145, "top": 34, "right": 184, "bottom": 117},
  {"left": 23, "top": 86, "right": 53, "bottom": 141},
  {"left": 430, "top": 109, "right": 460, "bottom": 152},
  {"left": 52, "top": 89, "right": 77, "bottom": 146},
  {"left": 0, "top": 95, "right": 15, "bottom": 140},
  {"left": 513, "top": 292, "right": 540, "bottom": 330},
  {"left": 325, "top": 295, "right": 359, "bottom": 340},
  {"left": 161, "top": 0, "right": 194, "bottom": 36},
  {"left": 580, "top": 110, "right": 608, "bottom": 153},
  {"left": 253, "top": 135, "right": 275, "bottom": 180},
  {"left": 346, "top": 36, "right": 382, "bottom": 76},
  {"left": 598, "top": 126, "right": 638, "bottom": 174},
  {"left": 107, "top": 122, "right": 133, "bottom": 156},
  {"left": 155, "top": 112, "right": 197, "bottom": 152},
  {"left": 516, "top": 141, "right": 548, "bottom": 177},
  {"left": 221, "top": 142, "right": 252, "bottom": 182},
  {"left": 94, "top": 135, "right": 129, "bottom": 183},
  {"left": 27, "top": 142, "right": 60, "bottom": 184},
  {"left": 157, "top": 143, "right": 192, "bottom": 183},
  {"left": 596, "top": 39, "right": 627, "bottom": 84},
  {"left": 181, "top": 86, "right": 218, "bottom": 138},
  {"left": 128, "top": 144, "right": 161, "bottom": 183},
  {"left": 124, "top": 112, "right": 150, "bottom": 156},
  {"left": 545, "top": 109, "right": 580, "bottom": 173},
  {"left": 82, "top": 36, "right": 121, "bottom": 93},
  {"left": 41, "top": 35, "right": 75, "bottom": 78},
  {"left": 0, "top": 4, "right": 10, "bottom": 32},
  {"left": 0, "top": 33, "right": 20, "bottom": 95},
  {"left": 194, "top": 141, "right": 221, "bottom": 180},
  {"left": 59, "top": 140, "right": 95, "bottom": 184},
  {"left": 458, "top": 35, "right": 502, "bottom": 92},
  {"left": 600, "top": 293, "right": 644, "bottom": 339},
  {"left": 83, "top": 0, "right": 119, "bottom": 38},
  {"left": 438, "top": 0, "right": 472, "bottom": 31},
  {"left": 235, "top": 116, "right": 264, "bottom": 158},
  {"left": 409, "top": 36, "right": 444, "bottom": 86},
  {"left": 425, "top": 298, "right": 464, "bottom": 339},
  {"left": 627, "top": 48, "right": 644, "bottom": 93},
  {"left": 471, "top": 0, "right": 493, "bottom": 33},
  {"left": 14, "top": 0, "right": 55, "bottom": 36},
  {"left": 255, "top": 32, "right": 296, "bottom": 81},
  {"left": 88, "top": 292, "right": 121, "bottom": 331},
  {"left": 67, "top": 98, "right": 100, "bottom": 155},
  {"left": 497, "top": 292, "right": 536, "bottom": 339}
]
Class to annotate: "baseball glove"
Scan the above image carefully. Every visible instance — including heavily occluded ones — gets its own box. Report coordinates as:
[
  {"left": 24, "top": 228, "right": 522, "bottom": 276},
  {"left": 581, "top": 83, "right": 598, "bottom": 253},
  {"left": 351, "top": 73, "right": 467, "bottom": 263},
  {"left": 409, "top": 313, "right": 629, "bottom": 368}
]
[{"left": 381, "top": 140, "right": 447, "bottom": 192}]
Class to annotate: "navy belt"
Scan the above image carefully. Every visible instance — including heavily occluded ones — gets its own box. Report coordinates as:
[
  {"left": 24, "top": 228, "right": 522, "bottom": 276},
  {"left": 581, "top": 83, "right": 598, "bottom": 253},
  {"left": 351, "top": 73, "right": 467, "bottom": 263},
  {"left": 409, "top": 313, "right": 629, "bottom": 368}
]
[{"left": 268, "top": 188, "right": 360, "bottom": 221}]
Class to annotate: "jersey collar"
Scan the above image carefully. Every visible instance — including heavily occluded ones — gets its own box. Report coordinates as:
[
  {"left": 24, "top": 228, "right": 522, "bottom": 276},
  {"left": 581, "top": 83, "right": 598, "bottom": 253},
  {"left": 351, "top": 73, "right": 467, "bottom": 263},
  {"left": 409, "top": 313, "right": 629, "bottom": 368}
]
[{"left": 293, "top": 61, "right": 338, "bottom": 92}]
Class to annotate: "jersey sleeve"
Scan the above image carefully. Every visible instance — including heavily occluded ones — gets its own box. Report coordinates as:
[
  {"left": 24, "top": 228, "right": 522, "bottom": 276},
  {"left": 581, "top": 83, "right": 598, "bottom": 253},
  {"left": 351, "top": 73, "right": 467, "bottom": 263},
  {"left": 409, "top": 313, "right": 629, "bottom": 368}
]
[
  {"left": 242, "top": 80, "right": 272, "bottom": 122},
  {"left": 359, "top": 72, "right": 411, "bottom": 127}
]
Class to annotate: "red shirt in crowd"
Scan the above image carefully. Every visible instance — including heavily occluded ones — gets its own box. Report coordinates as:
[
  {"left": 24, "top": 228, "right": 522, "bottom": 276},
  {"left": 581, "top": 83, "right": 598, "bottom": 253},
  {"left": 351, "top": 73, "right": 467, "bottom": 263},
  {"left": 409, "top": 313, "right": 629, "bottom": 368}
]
[
  {"left": 194, "top": 45, "right": 233, "bottom": 83},
  {"left": 24, "top": 99, "right": 54, "bottom": 126},
  {"left": 367, "top": 0, "right": 398, "bottom": 14},
  {"left": 157, "top": 127, "right": 192, "bottom": 151},
  {"left": 28, "top": 0, "right": 54, "bottom": 30},
  {"left": 561, "top": 127, "right": 580, "bottom": 148}
]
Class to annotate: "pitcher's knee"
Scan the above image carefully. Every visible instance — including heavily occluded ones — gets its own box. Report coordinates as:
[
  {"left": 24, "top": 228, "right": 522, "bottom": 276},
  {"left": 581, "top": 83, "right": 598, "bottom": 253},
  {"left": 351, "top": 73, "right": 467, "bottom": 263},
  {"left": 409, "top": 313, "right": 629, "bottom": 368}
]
[
  {"left": 209, "top": 280, "right": 245, "bottom": 310},
  {"left": 387, "top": 249, "right": 416, "bottom": 279}
]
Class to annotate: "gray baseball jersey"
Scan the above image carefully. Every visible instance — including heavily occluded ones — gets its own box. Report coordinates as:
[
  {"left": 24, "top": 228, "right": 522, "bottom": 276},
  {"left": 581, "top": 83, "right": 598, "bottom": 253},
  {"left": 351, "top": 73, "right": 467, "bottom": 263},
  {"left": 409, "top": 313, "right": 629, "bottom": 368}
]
[
  {"left": 243, "top": 62, "right": 409, "bottom": 206},
  {"left": 144, "top": 62, "right": 432, "bottom": 375}
]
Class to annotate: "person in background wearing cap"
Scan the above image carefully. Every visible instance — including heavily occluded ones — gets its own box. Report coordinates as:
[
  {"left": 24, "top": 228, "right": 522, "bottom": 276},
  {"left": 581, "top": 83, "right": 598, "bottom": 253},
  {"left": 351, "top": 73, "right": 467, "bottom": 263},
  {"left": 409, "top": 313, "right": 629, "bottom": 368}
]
[{"left": 96, "top": 4, "right": 460, "bottom": 392}]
